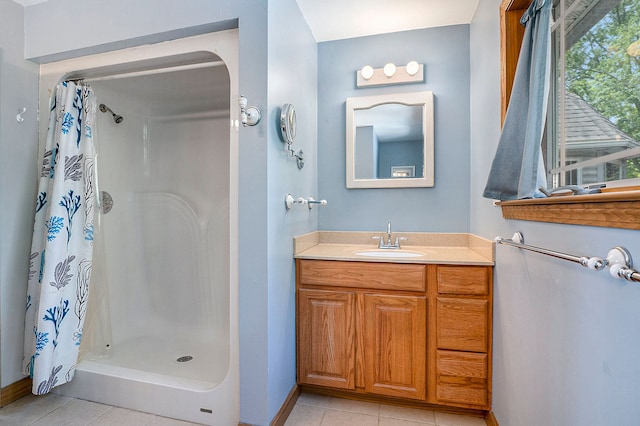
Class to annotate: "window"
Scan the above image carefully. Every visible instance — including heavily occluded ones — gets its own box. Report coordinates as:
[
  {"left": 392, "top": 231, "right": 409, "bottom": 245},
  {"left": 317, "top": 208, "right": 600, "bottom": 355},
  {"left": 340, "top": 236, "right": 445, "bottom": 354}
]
[
  {"left": 548, "top": 0, "right": 640, "bottom": 189},
  {"left": 565, "top": 159, "right": 579, "bottom": 184},
  {"left": 498, "top": 0, "right": 640, "bottom": 230}
]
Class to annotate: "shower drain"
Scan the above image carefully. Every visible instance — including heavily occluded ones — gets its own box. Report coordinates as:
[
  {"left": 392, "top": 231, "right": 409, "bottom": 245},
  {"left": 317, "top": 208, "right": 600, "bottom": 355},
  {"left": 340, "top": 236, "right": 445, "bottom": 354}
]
[{"left": 176, "top": 355, "right": 193, "bottom": 362}]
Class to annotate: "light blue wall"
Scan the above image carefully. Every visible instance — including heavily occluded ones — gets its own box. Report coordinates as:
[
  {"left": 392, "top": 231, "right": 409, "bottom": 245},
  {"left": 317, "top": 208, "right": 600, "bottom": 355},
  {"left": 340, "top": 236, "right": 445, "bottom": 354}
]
[
  {"left": 317, "top": 26, "right": 471, "bottom": 232},
  {"left": 355, "top": 126, "right": 377, "bottom": 179},
  {"left": 0, "top": 1, "right": 40, "bottom": 388},
  {"left": 470, "top": 1, "right": 640, "bottom": 425},
  {"left": 23, "top": 0, "right": 237, "bottom": 63},
  {"left": 20, "top": 1, "right": 317, "bottom": 425},
  {"left": 378, "top": 139, "right": 423, "bottom": 179},
  {"left": 266, "top": 0, "right": 318, "bottom": 420}
]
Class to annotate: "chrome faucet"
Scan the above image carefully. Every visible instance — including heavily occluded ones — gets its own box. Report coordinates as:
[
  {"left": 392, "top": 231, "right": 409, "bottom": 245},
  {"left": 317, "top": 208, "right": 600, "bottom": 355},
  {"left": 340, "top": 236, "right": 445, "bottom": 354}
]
[{"left": 373, "top": 222, "right": 407, "bottom": 249}]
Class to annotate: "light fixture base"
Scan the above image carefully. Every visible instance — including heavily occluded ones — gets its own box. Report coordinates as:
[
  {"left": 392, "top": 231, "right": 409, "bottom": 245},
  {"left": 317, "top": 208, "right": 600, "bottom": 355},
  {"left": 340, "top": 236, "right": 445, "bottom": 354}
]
[{"left": 357, "top": 63, "right": 424, "bottom": 88}]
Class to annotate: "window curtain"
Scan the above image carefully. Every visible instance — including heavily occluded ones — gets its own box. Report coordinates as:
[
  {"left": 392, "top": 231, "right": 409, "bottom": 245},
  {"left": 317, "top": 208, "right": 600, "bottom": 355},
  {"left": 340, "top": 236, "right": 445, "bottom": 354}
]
[
  {"left": 483, "top": 0, "right": 553, "bottom": 200},
  {"left": 22, "top": 81, "right": 97, "bottom": 395}
]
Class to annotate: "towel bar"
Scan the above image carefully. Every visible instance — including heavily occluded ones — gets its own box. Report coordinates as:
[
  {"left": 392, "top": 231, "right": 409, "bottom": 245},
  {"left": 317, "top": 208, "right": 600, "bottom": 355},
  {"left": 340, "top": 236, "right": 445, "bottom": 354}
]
[{"left": 495, "top": 232, "right": 640, "bottom": 283}]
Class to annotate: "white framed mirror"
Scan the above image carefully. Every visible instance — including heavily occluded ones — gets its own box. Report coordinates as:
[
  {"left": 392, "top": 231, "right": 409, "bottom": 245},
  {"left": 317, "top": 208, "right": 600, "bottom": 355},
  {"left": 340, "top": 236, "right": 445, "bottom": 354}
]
[{"left": 346, "top": 91, "right": 434, "bottom": 188}]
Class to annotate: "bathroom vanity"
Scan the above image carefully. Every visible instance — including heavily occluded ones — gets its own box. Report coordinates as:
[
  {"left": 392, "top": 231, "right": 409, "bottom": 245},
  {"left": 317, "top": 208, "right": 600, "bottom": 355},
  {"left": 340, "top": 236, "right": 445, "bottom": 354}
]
[{"left": 294, "top": 231, "right": 494, "bottom": 412}]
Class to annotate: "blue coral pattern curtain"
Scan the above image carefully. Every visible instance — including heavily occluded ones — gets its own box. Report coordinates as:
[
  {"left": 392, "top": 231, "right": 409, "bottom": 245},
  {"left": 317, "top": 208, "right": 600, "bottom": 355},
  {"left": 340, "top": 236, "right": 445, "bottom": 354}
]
[
  {"left": 22, "top": 81, "right": 97, "bottom": 395},
  {"left": 483, "top": 0, "right": 552, "bottom": 200}
]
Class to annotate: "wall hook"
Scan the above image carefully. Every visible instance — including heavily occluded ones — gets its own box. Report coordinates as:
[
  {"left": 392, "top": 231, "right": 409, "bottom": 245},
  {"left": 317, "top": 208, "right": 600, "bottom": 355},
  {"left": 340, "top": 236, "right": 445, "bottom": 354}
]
[
  {"left": 16, "top": 107, "right": 26, "bottom": 123},
  {"left": 238, "top": 96, "right": 261, "bottom": 127}
]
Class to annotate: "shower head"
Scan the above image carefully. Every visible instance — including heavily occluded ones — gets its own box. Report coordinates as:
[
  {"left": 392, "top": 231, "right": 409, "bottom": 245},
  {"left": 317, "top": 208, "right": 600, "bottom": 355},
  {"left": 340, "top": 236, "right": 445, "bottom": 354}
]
[{"left": 99, "top": 103, "right": 124, "bottom": 124}]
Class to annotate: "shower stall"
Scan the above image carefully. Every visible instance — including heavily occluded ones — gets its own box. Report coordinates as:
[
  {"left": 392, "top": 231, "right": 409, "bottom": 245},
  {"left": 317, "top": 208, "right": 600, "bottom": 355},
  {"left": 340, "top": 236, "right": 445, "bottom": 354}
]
[{"left": 38, "top": 31, "right": 239, "bottom": 425}]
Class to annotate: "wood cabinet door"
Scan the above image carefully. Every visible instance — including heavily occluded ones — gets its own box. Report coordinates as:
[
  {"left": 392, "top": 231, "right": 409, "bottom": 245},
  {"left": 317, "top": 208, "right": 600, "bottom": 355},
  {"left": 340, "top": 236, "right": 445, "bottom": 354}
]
[
  {"left": 298, "top": 289, "right": 355, "bottom": 389},
  {"left": 364, "top": 294, "right": 427, "bottom": 400}
]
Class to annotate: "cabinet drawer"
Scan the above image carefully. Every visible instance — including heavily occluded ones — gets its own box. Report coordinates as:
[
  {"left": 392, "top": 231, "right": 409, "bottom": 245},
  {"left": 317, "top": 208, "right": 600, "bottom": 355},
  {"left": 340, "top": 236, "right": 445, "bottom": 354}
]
[
  {"left": 299, "top": 260, "right": 426, "bottom": 292},
  {"left": 437, "top": 266, "right": 489, "bottom": 295},
  {"left": 437, "top": 350, "right": 487, "bottom": 378},
  {"left": 436, "top": 350, "right": 488, "bottom": 407},
  {"left": 436, "top": 297, "right": 488, "bottom": 352}
]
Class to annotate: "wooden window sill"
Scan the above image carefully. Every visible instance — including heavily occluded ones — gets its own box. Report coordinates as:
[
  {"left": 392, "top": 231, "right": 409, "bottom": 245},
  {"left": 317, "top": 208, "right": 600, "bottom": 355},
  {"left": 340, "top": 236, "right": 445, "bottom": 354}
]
[{"left": 496, "top": 191, "right": 640, "bottom": 230}]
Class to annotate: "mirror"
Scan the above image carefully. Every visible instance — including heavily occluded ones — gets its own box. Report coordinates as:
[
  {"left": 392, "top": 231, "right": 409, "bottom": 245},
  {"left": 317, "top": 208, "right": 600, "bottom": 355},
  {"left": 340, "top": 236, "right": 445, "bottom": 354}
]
[
  {"left": 279, "top": 103, "right": 305, "bottom": 169},
  {"left": 346, "top": 91, "right": 434, "bottom": 188},
  {"left": 280, "top": 104, "right": 297, "bottom": 144}
]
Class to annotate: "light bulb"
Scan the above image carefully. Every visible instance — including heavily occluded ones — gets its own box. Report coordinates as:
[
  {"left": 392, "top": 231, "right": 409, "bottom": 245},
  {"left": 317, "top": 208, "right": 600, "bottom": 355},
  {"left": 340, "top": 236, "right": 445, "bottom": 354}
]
[
  {"left": 383, "top": 63, "right": 396, "bottom": 78},
  {"left": 361, "top": 65, "right": 374, "bottom": 80},
  {"left": 406, "top": 61, "right": 419, "bottom": 76}
]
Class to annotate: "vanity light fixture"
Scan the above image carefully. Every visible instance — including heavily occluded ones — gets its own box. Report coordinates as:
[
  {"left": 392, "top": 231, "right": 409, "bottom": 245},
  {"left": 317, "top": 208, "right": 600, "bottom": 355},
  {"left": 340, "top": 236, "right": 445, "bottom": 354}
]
[
  {"left": 383, "top": 63, "right": 397, "bottom": 77},
  {"left": 361, "top": 65, "right": 374, "bottom": 80},
  {"left": 406, "top": 60, "right": 420, "bottom": 76},
  {"left": 356, "top": 61, "right": 424, "bottom": 88}
]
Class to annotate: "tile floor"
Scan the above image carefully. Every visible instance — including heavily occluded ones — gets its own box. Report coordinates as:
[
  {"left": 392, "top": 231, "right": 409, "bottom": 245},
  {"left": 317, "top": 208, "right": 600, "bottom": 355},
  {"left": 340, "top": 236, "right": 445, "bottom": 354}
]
[
  {"left": 285, "top": 393, "right": 487, "bottom": 426},
  {"left": 0, "top": 392, "right": 487, "bottom": 426},
  {"left": 0, "top": 393, "right": 200, "bottom": 425}
]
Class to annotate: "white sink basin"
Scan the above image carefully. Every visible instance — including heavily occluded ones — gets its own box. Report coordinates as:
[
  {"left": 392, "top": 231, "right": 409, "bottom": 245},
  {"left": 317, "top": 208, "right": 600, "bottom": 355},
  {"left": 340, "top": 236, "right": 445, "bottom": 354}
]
[{"left": 355, "top": 250, "right": 423, "bottom": 258}]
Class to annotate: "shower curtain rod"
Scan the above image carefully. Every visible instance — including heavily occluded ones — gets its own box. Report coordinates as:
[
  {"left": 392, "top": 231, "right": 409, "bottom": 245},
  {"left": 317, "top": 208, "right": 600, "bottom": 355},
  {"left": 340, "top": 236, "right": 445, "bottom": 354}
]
[
  {"left": 495, "top": 231, "right": 640, "bottom": 283},
  {"left": 69, "top": 60, "right": 225, "bottom": 83}
]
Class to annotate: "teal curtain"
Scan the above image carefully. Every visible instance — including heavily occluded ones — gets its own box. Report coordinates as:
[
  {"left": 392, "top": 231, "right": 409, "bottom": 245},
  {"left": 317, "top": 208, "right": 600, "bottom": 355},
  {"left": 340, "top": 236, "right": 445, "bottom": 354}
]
[
  {"left": 23, "top": 81, "right": 97, "bottom": 394},
  {"left": 483, "top": 0, "right": 552, "bottom": 200}
]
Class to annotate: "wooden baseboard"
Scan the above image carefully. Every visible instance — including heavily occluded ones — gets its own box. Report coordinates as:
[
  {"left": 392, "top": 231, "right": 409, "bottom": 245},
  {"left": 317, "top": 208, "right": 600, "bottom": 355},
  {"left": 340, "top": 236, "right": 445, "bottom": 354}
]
[
  {"left": 270, "top": 384, "right": 300, "bottom": 426},
  {"left": 485, "top": 410, "right": 499, "bottom": 426},
  {"left": 0, "top": 377, "right": 32, "bottom": 408}
]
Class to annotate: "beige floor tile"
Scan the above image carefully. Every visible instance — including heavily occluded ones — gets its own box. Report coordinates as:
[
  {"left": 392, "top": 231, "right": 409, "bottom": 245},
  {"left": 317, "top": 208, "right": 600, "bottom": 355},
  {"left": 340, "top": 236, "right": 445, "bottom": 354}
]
[
  {"left": 88, "top": 406, "right": 156, "bottom": 425},
  {"left": 326, "top": 397, "right": 379, "bottom": 416},
  {"left": 145, "top": 415, "right": 203, "bottom": 425},
  {"left": 284, "top": 403, "right": 326, "bottom": 426},
  {"left": 29, "top": 398, "right": 111, "bottom": 426},
  {"left": 0, "top": 390, "right": 490, "bottom": 426},
  {"left": 0, "top": 393, "right": 72, "bottom": 425},
  {"left": 434, "top": 412, "right": 486, "bottom": 426},
  {"left": 379, "top": 404, "right": 436, "bottom": 424},
  {"left": 379, "top": 417, "right": 433, "bottom": 426},
  {"left": 321, "top": 409, "right": 378, "bottom": 426},
  {"left": 296, "top": 393, "right": 332, "bottom": 408}
]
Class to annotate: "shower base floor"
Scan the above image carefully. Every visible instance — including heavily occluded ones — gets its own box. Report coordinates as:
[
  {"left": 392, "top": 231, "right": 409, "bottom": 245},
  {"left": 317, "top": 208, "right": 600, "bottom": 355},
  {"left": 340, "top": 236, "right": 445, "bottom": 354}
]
[{"left": 80, "top": 334, "right": 227, "bottom": 391}]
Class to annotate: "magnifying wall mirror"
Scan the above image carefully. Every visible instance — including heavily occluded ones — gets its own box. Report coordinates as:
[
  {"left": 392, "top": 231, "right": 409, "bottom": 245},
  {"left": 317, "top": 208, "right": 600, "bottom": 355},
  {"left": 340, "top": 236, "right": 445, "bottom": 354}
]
[
  {"left": 280, "top": 103, "right": 304, "bottom": 169},
  {"left": 346, "top": 91, "right": 434, "bottom": 188}
]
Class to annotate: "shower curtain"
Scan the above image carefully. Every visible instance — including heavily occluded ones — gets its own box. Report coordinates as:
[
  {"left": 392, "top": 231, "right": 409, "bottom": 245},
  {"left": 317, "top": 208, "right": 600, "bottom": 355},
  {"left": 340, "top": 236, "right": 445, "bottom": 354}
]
[{"left": 23, "top": 81, "right": 97, "bottom": 395}]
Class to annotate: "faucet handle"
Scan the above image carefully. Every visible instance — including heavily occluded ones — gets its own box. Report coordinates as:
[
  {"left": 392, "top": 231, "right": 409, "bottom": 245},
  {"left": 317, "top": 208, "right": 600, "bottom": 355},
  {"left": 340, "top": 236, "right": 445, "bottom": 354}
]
[
  {"left": 372, "top": 236, "right": 383, "bottom": 248},
  {"left": 395, "top": 236, "right": 408, "bottom": 248}
]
